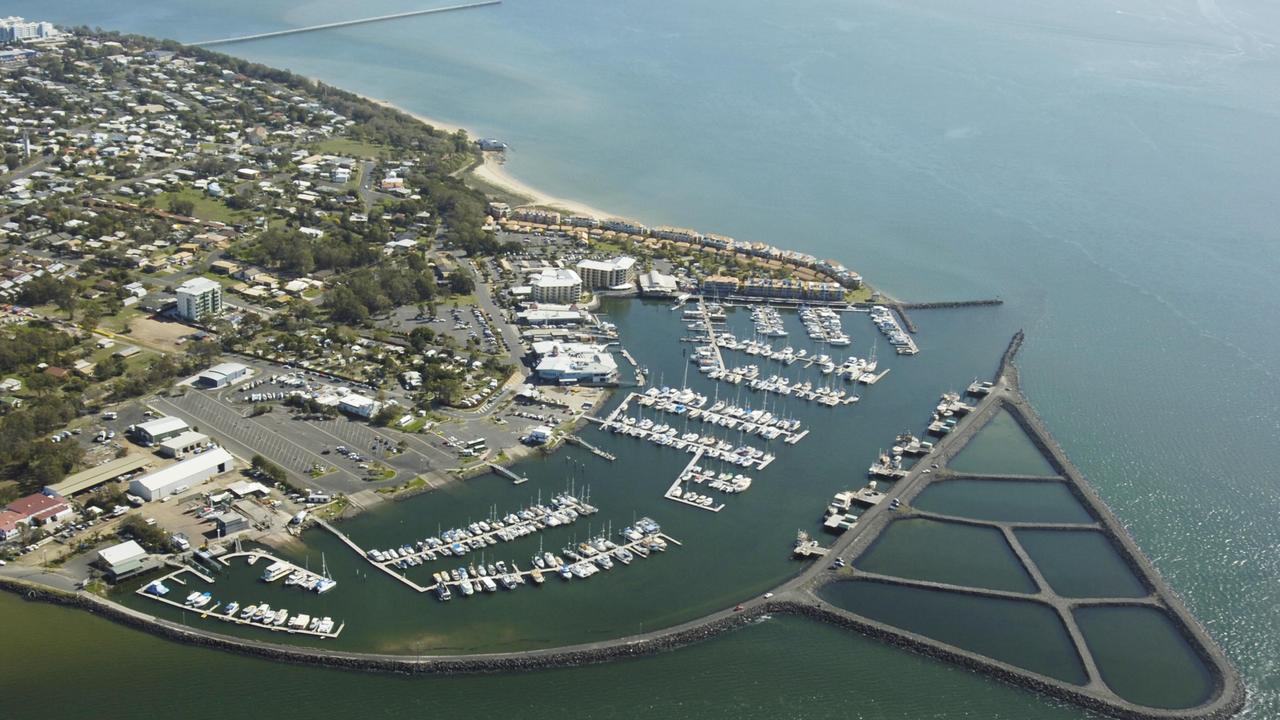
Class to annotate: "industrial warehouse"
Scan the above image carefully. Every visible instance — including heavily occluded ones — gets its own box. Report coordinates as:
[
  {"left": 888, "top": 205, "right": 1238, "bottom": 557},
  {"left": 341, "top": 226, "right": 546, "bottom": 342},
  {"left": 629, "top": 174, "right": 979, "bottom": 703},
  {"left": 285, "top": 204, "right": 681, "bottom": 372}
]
[{"left": 128, "top": 448, "right": 235, "bottom": 501}]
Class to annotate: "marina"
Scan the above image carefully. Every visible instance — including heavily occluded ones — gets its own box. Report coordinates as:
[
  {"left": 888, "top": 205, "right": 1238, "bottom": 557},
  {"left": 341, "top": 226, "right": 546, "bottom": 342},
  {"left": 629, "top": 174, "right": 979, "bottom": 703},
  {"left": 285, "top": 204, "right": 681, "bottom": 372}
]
[
  {"left": 135, "top": 557, "right": 344, "bottom": 639},
  {"left": 659, "top": 449, "right": 755, "bottom": 513},
  {"left": 926, "top": 392, "right": 977, "bottom": 435},
  {"left": 428, "top": 520, "right": 679, "bottom": 602},
  {"left": 631, "top": 387, "right": 808, "bottom": 443},
  {"left": 682, "top": 301, "right": 866, "bottom": 406},
  {"left": 869, "top": 306, "right": 919, "bottom": 355},
  {"left": 316, "top": 496, "right": 681, "bottom": 599}
]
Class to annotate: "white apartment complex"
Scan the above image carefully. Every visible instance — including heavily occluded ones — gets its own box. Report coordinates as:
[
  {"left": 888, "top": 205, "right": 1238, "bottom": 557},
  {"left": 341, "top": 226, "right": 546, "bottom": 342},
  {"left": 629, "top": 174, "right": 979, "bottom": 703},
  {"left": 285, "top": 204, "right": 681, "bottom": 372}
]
[
  {"left": 0, "top": 17, "right": 58, "bottom": 42},
  {"left": 576, "top": 256, "right": 637, "bottom": 290},
  {"left": 530, "top": 268, "right": 583, "bottom": 304},
  {"left": 175, "top": 277, "right": 223, "bottom": 321}
]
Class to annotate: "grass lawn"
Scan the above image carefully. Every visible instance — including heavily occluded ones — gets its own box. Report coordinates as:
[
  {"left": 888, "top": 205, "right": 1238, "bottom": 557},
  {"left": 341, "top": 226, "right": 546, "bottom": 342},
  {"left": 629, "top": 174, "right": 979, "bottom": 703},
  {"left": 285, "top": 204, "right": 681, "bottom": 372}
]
[
  {"left": 846, "top": 285, "right": 876, "bottom": 303},
  {"left": 153, "top": 188, "right": 247, "bottom": 224},
  {"left": 377, "top": 475, "right": 428, "bottom": 495},
  {"left": 315, "top": 137, "right": 386, "bottom": 159},
  {"left": 315, "top": 496, "right": 350, "bottom": 521},
  {"left": 99, "top": 307, "right": 144, "bottom": 333}
]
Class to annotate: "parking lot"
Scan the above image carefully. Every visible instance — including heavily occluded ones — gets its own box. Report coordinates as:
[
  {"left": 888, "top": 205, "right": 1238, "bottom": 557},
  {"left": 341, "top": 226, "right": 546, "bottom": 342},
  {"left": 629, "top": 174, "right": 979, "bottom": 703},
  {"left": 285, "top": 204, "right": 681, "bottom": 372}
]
[{"left": 147, "top": 357, "right": 542, "bottom": 496}]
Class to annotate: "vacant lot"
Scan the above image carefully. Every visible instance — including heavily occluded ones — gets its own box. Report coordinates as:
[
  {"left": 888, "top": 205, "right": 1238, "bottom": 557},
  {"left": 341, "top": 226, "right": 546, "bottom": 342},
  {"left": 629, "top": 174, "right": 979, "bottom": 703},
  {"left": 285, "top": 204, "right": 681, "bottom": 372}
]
[{"left": 127, "top": 316, "right": 194, "bottom": 350}]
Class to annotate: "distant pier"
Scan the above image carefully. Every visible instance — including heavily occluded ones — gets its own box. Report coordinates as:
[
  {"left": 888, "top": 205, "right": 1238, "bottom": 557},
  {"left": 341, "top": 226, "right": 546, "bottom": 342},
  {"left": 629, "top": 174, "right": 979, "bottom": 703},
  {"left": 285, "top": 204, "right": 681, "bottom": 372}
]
[{"left": 191, "top": 1, "right": 502, "bottom": 47}]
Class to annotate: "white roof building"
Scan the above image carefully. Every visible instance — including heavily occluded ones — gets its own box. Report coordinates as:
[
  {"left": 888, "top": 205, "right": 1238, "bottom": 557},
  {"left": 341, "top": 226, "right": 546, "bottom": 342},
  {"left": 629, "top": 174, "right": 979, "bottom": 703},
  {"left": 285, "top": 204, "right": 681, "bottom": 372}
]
[
  {"left": 195, "top": 361, "right": 249, "bottom": 388},
  {"left": 529, "top": 267, "right": 582, "bottom": 304},
  {"left": 129, "top": 447, "right": 234, "bottom": 501},
  {"left": 576, "top": 256, "right": 637, "bottom": 290},
  {"left": 133, "top": 416, "right": 189, "bottom": 445},
  {"left": 158, "top": 431, "right": 209, "bottom": 458},
  {"left": 98, "top": 540, "right": 148, "bottom": 577},
  {"left": 533, "top": 343, "right": 618, "bottom": 385},
  {"left": 639, "top": 269, "right": 679, "bottom": 297},
  {"left": 338, "top": 393, "right": 381, "bottom": 418}
]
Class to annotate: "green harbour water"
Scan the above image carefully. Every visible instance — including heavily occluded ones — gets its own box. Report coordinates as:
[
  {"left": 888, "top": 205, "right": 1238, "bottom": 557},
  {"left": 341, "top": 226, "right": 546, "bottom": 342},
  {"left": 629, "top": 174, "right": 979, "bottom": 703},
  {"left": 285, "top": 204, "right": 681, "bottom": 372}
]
[
  {"left": 1075, "top": 605, "right": 1216, "bottom": 709},
  {"left": 3, "top": 1, "right": 1279, "bottom": 717},
  {"left": 912, "top": 478, "right": 1096, "bottom": 525},
  {"left": 947, "top": 410, "right": 1060, "bottom": 477},
  {"left": 1016, "top": 529, "right": 1150, "bottom": 598},
  {"left": 818, "top": 579, "right": 1088, "bottom": 685},
  {"left": 853, "top": 518, "right": 1037, "bottom": 593}
]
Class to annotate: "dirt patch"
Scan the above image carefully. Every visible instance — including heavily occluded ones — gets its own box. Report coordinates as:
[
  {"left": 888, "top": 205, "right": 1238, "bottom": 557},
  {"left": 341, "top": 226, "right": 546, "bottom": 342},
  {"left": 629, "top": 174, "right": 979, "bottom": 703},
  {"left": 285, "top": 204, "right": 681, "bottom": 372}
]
[{"left": 127, "top": 316, "right": 196, "bottom": 350}]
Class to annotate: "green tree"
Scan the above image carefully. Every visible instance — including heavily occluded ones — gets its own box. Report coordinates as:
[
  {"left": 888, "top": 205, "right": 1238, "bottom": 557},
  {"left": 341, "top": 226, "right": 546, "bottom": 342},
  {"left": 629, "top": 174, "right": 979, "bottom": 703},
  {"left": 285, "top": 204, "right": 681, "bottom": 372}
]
[
  {"left": 168, "top": 196, "right": 195, "bottom": 216},
  {"left": 448, "top": 268, "right": 475, "bottom": 295}
]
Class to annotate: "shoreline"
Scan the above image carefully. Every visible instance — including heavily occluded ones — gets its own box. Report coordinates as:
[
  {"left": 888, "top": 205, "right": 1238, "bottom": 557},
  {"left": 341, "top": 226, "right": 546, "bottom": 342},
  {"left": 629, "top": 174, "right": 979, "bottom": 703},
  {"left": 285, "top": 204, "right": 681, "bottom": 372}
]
[{"left": 357, "top": 92, "right": 623, "bottom": 220}]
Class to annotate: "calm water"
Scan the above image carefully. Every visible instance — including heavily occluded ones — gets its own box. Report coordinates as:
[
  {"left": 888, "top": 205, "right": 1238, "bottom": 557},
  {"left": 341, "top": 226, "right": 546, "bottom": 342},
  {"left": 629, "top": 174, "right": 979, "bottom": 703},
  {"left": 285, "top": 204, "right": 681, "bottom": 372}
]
[
  {"left": 1016, "top": 529, "right": 1150, "bottom": 598},
  {"left": 948, "top": 410, "right": 1060, "bottom": 476},
  {"left": 5, "top": 0, "right": 1280, "bottom": 716},
  {"left": 854, "top": 518, "right": 1037, "bottom": 593},
  {"left": 913, "top": 478, "right": 1097, "bottom": 524},
  {"left": 1075, "top": 605, "right": 1215, "bottom": 709},
  {"left": 820, "top": 579, "right": 1088, "bottom": 685}
]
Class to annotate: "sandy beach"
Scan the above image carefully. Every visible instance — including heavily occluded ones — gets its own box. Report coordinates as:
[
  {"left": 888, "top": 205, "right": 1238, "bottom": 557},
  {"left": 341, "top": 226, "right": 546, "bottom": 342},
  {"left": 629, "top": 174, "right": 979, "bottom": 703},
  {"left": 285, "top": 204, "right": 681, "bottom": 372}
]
[{"left": 359, "top": 93, "right": 620, "bottom": 220}]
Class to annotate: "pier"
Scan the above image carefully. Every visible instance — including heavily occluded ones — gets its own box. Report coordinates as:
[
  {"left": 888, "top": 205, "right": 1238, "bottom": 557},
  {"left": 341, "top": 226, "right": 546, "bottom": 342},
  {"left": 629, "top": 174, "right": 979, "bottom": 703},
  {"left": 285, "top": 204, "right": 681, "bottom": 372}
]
[
  {"left": 565, "top": 434, "right": 616, "bottom": 461},
  {"left": 487, "top": 462, "right": 529, "bottom": 484},
  {"left": 191, "top": 2, "right": 502, "bottom": 46},
  {"left": 663, "top": 450, "right": 726, "bottom": 512}
]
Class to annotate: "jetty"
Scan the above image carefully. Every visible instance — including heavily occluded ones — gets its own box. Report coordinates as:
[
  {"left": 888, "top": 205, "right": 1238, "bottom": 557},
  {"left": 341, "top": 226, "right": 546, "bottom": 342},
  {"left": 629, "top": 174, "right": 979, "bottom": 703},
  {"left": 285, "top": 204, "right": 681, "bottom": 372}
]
[
  {"left": 191, "top": 2, "right": 502, "bottom": 46},
  {"left": 793, "top": 532, "right": 828, "bottom": 558},
  {"left": 565, "top": 434, "right": 616, "bottom": 461},
  {"left": 487, "top": 462, "right": 529, "bottom": 484},
  {"left": 663, "top": 450, "right": 725, "bottom": 512}
]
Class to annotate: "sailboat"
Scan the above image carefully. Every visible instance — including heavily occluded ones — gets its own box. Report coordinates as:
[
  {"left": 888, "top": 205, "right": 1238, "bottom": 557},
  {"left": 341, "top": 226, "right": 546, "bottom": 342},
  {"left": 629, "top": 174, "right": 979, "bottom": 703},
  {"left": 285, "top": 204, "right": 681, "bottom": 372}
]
[{"left": 314, "top": 553, "right": 337, "bottom": 594}]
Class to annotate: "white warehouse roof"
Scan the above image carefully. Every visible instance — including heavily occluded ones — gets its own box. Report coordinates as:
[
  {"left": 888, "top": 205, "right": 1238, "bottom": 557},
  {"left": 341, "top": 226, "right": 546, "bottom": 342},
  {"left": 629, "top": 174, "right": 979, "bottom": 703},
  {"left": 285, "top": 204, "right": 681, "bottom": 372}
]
[
  {"left": 132, "top": 448, "right": 233, "bottom": 496},
  {"left": 135, "top": 416, "right": 189, "bottom": 437},
  {"left": 98, "top": 540, "right": 147, "bottom": 566},
  {"left": 159, "top": 431, "right": 209, "bottom": 450}
]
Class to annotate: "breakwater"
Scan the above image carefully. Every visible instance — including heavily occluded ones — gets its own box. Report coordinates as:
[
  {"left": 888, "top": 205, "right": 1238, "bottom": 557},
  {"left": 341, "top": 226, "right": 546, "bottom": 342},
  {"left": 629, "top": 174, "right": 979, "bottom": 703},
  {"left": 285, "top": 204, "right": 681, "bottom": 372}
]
[
  {"left": 190, "top": 2, "right": 502, "bottom": 47},
  {"left": 899, "top": 299, "right": 1004, "bottom": 310},
  {"left": 810, "top": 334, "right": 1243, "bottom": 719},
  {"left": 0, "top": 576, "right": 772, "bottom": 674},
  {"left": 788, "top": 598, "right": 1244, "bottom": 720}
]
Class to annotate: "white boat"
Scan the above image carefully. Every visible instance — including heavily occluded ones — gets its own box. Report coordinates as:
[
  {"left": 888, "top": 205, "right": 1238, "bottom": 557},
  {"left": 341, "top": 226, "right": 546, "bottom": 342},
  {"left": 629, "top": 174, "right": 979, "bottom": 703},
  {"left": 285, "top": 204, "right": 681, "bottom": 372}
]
[{"left": 260, "top": 561, "right": 290, "bottom": 582}]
